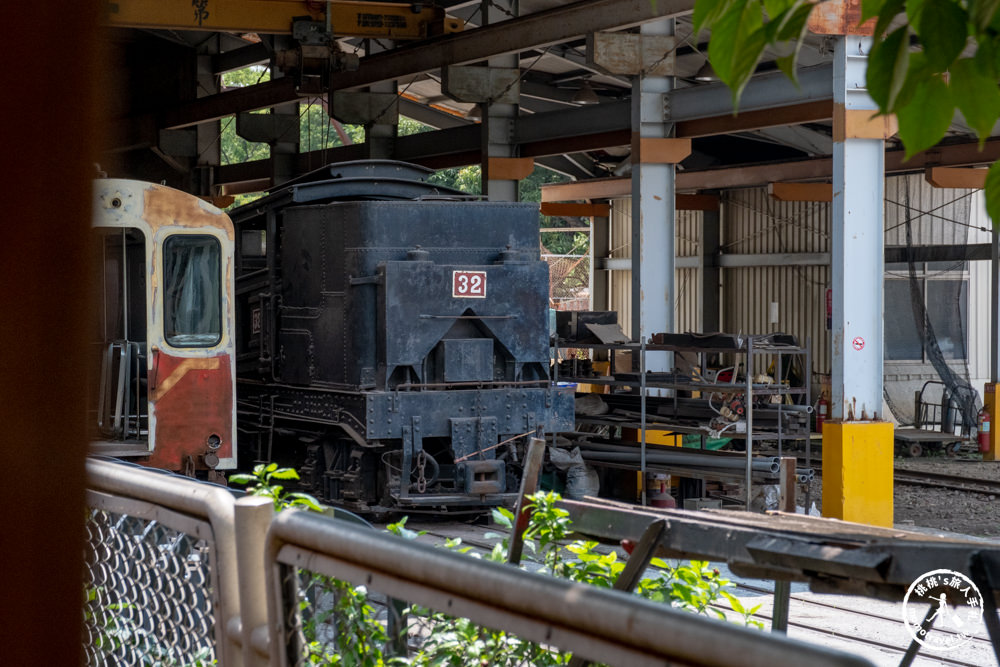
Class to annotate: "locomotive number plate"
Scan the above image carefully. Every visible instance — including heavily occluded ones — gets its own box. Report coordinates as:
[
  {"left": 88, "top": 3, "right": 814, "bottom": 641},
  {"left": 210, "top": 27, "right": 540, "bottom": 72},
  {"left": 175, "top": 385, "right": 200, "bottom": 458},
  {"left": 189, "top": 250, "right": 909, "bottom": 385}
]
[{"left": 452, "top": 270, "right": 487, "bottom": 298}]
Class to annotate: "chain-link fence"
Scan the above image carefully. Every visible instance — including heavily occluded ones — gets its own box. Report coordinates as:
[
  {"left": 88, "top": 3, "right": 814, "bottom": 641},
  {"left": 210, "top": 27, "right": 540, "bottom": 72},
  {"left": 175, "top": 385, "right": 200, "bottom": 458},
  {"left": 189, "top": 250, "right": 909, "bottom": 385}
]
[{"left": 83, "top": 507, "right": 218, "bottom": 666}]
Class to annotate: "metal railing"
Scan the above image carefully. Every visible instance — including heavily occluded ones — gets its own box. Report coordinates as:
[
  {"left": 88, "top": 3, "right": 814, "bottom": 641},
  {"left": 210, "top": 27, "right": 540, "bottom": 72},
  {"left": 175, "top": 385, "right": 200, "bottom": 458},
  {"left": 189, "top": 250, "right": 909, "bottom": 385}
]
[
  {"left": 85, "top": 459, "right": 244, "bottom": 666},
  {"left": 85, "top": 458, "right": 875, "bottom": 667}
]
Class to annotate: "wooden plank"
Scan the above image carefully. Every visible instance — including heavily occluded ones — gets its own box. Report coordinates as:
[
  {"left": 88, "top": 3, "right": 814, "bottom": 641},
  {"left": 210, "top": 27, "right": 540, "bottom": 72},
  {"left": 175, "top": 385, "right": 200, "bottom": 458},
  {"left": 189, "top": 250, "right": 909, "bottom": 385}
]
[
  {"left": 488, "top": 157, "right": 535, "bottom": 180},
  {"left": 540, "top": 202, "right": 611, "bottom": 217},
  {"left": 632, "top": 136, "right": 692, "bottom": 164},
  {"left": 507, "top": 437, "right": 546, "bottom": 565},
  {"left": 676, "top": 193, "right": 719, "bottom": 211},
  {"left": 541, "top": 177, "right": 630, "bottom": 201},
  {"left": 833, "top": 106, "right": 898, "bottom": 141},
  {"left": 779, "top": 458, "right": 796, "bottom": 513},
  {"left": 768, "top": 182, "right": 832, "bottom": 202},
  {"left": 924, "top": 166, "right": 987, "bottom": 189}
]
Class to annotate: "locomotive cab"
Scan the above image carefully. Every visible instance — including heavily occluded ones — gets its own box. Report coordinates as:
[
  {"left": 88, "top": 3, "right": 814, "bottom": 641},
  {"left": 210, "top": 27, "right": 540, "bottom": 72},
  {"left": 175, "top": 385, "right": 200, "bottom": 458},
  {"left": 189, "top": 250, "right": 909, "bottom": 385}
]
[{"left": 89, "top": 180, "right": 237, "bottom": 478}]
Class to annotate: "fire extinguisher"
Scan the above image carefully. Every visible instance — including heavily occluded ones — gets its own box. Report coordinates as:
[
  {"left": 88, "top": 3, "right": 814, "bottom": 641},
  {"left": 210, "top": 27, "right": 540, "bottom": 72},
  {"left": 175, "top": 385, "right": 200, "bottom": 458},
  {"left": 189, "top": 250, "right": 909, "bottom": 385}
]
[
  {"left": 978, "top": 407, "right": 991, "bottom": 453},
  {"left": 816, "top": 394, "right": 829, "bottom": 432}
]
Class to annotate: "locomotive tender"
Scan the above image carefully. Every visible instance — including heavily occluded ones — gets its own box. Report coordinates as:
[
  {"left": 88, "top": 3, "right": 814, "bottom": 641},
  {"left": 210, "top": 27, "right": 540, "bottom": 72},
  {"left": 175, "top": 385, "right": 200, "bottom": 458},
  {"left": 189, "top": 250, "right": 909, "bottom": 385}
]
[{"left": 91, "top": 160, "right": 573, "bottom": 513}]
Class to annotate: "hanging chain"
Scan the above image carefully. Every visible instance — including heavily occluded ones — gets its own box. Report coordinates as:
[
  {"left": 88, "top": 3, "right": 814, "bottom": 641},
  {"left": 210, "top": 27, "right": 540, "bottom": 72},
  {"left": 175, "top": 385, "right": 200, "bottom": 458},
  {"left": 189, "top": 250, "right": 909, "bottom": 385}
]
[{"left": 416, "top": 450, "right": 428, "bottom": 493}]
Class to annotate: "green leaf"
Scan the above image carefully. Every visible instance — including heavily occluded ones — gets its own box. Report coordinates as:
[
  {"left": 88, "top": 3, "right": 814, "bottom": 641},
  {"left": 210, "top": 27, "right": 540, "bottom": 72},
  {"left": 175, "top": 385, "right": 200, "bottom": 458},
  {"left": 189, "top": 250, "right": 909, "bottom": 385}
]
[
  {"left": 906, "top": 0, "right": 928, "bottom": 28},
  {"left": 268, "top": 468, "right": 301, "bottom": 480},
  {"left": 896, "top": 75, "right": 953, "bottom": 158},
  {"left": 227, "top": 474, "right": 254, "bottom": 485},
  {"left": 492, "top": 506, "right": 514, "bottom": 528},
  {"left": 264, "top": 462, "right": 278, "bottom": 473},
  {"left": 763, "top": 0, "right": 793, "bottom": 20},
  {"left": 918, "top": 0, "right": 969, "bottom": 71},
  {"left": 949, "top": 57, "right": 1000, "bottom": 140},
  {"left": 707, "top": 3, "right": 743, "bottom": 89},
  {"left": 867, "top": 26, "right": 911, "bottom": 111},
  {"left": 872, "top": 0, "right": 905, "bottom": 38},
  {"left": 984, "top": 161, "right": 1000, "bottom": 225},
  {"left": 969, "top": 0, "right": 1000, "bottom": 33},
  {"left": 693, "top": 0, "right": 733, "bottom": 35},
  {"left": 861, "top": 0, "right": 888, "bottom": 23},
  {"left": 288, "top": 492, "right": 324, "bottom": 511},
  {"left": 721, "top": 589, "right": 747, "bottom": 614},
  {"left": 973, "top": 40, "right": 1000, "bottom": 79}
]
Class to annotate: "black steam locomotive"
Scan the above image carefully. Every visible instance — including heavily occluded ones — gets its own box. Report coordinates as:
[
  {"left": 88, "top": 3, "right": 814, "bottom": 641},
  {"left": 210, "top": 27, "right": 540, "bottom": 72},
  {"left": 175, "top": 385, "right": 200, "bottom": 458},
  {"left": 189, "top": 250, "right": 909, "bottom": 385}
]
[{"left": 230, "top": 161, "right": 574, "bottom": 513}]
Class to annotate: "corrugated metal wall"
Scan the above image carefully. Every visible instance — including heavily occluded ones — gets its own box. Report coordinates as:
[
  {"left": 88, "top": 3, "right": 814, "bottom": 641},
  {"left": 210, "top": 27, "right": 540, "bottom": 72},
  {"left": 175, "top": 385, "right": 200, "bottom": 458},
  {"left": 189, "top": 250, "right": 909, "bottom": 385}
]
[
  {"left": 607, "top": 198, "right": 701, "bottom": 340},
  {"left": 722, "top": 188, "right": 831, "bottom": 378},
  {"left": 604, "top": 174, "right": 989, "bottom": 415},
  {"left": 883, "top": 173, "right": 989, "bottom": 418}
]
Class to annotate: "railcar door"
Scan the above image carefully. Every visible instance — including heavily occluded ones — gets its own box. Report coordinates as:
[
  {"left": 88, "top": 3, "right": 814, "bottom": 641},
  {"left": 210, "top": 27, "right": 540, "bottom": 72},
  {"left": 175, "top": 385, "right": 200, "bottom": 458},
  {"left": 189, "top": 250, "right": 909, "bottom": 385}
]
[{"left": 91, "top": 180, "right": 236, "bottom": 477}]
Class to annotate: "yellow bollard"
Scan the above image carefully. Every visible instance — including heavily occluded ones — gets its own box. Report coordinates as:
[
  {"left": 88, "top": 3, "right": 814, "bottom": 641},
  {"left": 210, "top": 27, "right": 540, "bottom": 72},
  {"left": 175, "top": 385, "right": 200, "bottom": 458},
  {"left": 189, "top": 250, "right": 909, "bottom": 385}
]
[{"left": 822, "top": 420, "right": 894, "bottom": 527}]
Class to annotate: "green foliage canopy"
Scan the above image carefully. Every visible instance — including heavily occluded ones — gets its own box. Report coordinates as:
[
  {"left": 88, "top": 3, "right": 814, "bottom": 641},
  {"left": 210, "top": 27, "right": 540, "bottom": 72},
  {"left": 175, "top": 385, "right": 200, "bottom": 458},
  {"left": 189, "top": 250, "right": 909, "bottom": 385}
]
[{"left": 693, "top": 0, "right": 1000, "bottom": 223}]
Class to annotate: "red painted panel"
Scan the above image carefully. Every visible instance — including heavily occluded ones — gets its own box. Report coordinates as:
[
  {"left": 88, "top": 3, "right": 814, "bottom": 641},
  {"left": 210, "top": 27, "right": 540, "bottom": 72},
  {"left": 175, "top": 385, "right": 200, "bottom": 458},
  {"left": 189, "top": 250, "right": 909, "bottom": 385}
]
[{"left": 146, "top": 350, "right": 233, "bottom": 471}]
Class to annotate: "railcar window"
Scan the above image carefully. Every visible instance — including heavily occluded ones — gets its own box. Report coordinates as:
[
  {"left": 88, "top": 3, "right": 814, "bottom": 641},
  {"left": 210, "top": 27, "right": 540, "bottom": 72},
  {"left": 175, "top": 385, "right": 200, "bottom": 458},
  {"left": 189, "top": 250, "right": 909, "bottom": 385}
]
[{"left": 163, "top": 235, "right": 222, "bottom": 347}]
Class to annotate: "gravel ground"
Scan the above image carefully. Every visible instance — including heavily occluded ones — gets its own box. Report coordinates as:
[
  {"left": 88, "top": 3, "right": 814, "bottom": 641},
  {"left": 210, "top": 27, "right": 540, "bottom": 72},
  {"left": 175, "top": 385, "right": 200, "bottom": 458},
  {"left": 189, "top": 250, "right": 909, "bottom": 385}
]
[
  {"left": 892, "top": 456, "right": 1000, "bottom": 538},
  {"left": 787, "top": 456, "right": 1000, "bottom": 539}
]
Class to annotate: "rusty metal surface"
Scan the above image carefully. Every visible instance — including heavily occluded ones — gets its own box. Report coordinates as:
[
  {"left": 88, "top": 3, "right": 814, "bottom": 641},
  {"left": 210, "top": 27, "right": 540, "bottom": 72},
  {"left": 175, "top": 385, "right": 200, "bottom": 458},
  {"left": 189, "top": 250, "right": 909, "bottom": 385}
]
[
  {"left": 807, "top": 0, "right": 876, "bottom": 36},
  {"left": 91, "top": 180, "right": 238, "bottom": 472}
]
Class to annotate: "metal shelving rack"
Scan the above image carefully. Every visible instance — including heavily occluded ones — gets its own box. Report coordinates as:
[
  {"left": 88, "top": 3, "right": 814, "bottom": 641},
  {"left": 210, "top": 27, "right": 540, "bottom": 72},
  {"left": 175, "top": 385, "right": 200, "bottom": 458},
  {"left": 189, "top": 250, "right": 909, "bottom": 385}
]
[{"left": 554, "top": 334, "right": 812, "bottom": 510}]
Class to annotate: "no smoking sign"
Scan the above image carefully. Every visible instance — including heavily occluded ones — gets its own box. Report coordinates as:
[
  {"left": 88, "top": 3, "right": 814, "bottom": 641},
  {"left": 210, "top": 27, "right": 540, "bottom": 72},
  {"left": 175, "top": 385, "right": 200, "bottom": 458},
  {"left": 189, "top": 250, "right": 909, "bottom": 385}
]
[{"left": 852, "top": 336, "right": 865, "bottom": 351}]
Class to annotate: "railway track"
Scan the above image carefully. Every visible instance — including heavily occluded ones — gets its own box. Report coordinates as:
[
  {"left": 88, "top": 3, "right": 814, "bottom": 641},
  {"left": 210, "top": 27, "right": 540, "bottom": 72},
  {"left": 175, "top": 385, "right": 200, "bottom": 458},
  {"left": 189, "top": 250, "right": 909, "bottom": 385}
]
[
  {"left": 803, "top": 459, "right": 1000, "bottom": 496},
  {"left": 893, "top": 468, "right": 1000, "bottom": 496}
]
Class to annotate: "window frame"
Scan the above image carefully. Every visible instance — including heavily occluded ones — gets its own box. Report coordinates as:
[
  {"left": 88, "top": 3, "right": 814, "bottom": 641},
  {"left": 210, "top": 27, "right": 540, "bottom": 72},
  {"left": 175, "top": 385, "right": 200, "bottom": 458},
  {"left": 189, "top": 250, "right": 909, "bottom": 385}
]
[
  {"left": 884, "top": 261, "right": 969, "bottom": 364},
  {"left": 161, "top": 233, "right": 224, "bottom": 350}
]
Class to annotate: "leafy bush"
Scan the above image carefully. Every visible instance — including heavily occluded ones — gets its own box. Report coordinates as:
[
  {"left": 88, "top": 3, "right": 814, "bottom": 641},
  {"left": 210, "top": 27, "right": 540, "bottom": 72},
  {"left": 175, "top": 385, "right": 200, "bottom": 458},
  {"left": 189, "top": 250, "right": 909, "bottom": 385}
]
[{"left": 231, "top": 472, "right": 762, "bottom": 664}]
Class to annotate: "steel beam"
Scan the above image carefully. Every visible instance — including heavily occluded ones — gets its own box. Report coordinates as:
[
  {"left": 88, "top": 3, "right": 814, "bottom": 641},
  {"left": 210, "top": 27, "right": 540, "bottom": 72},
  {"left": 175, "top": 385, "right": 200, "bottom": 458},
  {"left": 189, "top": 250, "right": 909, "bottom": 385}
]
[
  {"left": 666, "top": 64, "right": 832, "bottom": 122},
  {"left": 328, "top": 0, "right": 695, "bottom": 91},
  {"left": 165, "top": 78, "right": 306, "bottom": 130},
  {"left": 677, "top": 100, "right": 832, "bottom": 139},
  {"left": 830, "top": 35, "right": 884, "bottom": 420}
]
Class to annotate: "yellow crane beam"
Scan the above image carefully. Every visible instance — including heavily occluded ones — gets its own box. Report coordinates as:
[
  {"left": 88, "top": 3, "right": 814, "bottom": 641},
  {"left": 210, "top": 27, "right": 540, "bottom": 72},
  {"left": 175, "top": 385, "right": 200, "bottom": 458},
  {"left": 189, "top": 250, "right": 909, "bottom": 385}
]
[{"left": 104, "top": 0, "right": 462, "bottom": 39}]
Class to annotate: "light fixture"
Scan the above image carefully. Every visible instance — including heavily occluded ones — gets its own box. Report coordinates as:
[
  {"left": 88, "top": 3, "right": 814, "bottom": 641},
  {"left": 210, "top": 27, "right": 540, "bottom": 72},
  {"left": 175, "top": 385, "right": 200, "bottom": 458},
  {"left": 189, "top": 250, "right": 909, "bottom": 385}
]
[
  {"left": 573, "top": 81, "right": 600, "bottom": 105},
  {"left": 694, "top": 60, "right": 719, "bottom": 82}
]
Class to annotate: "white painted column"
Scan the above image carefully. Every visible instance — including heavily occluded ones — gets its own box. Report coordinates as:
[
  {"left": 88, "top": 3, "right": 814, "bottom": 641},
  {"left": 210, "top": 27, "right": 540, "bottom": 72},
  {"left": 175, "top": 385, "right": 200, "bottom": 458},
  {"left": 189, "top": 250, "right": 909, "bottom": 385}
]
[
  {"left": 831, "top": 35, "right": 884, "bottom": 420},
  {"left": 630, "top": 18, "right": 674, "bottom": 373}
]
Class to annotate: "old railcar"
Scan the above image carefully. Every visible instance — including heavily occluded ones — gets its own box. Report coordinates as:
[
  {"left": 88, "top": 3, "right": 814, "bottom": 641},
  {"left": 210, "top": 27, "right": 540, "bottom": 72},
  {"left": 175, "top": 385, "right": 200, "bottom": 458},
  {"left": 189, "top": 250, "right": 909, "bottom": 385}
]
[
  {"left": 231, "top": 161, "right": 573, "bottom": 513},
  {"left": 90, "top": 179, "right": 237, "bottom": 480}
]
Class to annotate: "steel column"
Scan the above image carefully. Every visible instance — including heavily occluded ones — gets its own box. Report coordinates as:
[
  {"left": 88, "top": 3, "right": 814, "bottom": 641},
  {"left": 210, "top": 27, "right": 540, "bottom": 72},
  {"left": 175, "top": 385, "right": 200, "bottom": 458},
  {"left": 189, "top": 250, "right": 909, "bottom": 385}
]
[
  {"left": 364, "top": 39, "right": 398, "bottom": 160},
  {"left": 631, "top": 19, "right": 674, "bottom": 375},
  {"left": 992, "top": 229, "right": 1000, "bottom": 383},
  {"left": 830, "top": 35, "right": 884, "bottom": 420},
  {"left": 701, "top": 206, "right": 720, "bottom": 332},
  {"left": 482, "top": 0, "right": 520, "bottom": 201},
  {"left": 590, "top": 205, "right": 610, "bottom": 310}
]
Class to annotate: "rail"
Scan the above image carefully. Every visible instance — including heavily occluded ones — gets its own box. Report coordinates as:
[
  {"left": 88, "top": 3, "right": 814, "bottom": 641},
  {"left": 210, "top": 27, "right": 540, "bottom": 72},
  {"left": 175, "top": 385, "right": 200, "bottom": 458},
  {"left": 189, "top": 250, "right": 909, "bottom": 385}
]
[{"left": 85, "top": 458, "right": 878, "bottom": 667}]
